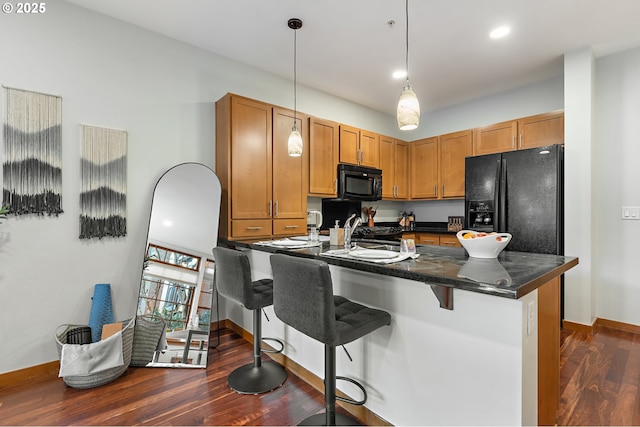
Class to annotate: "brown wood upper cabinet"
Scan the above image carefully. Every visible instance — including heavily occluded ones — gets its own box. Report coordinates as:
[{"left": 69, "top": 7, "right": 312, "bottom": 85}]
[
  {"left": 380, "top": 135, "right": 409, "bottom": 199},
  {"left": 216, "top": 94, "right": 307, "bottom": 240},
  {"left": 410, "top": 131, "right": 471, "bottom": 200},
  {"left": 308, "top": 117, "right": 339, "bottom": 197},
  {"left": 339, "top": 124, "right": 380, "bottom": 168},
  {"left": 410, "top": 137, "right": 439, "bottom": 199},
  {"left": 474, "top": 111, "right": 564, "bottom": 156},
  {"left": 439, "top": 130, "right": 473, "bottom": 199}
]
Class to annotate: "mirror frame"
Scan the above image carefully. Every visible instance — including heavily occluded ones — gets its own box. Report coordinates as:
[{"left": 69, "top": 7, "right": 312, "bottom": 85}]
[{"left": 136, "top": 162, "right": 221, "bottom": 368}]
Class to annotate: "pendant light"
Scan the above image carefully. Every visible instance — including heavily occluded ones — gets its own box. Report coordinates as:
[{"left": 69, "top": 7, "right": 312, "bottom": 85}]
[
  {"left": 287, "top": 18, "right": 303, "bottom": 157},
  {"left": 397, "top": 0, "right": 420, "bottom": 130}
]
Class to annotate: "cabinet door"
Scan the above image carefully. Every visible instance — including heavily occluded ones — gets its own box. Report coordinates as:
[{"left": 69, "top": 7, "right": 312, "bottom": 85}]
[
  {"left": 231, "top": 96, "right": 272, "bottom": 219},
  {"left": 309, "top": 117, "right": 339, "bottom": 197},
  {"left": 339, "top": 124, "right": 360, "bottom": 165},
  {"left": 410, "top": 137, "right": 439, "bottom": 199},
  {"left": 359, "top": 130, "right": 380, "bottom": 168},
  {"left": 473, "top": 120, "right": 517, "bottom": 155},
  {"left": 417, "top": 233, "right": 439, "bottom": 245},
  {"left": 273, "top": 218, "right": 307, "bottom": 236},
  {"left": 379, "top": 135, "right": 395, "bottom": 198},
  {"left": 440, "top": 130, "right": 472, "bottom": 199},
  {"left": 272, "top": 107, "right": 307, "bottom": 220},
  {"left": 439, "top": 235, "right": 461, "bottom": 247},
  {"left": 518, "top": 111, "right": 564, "bottom": 150},
  {"left": 394, "top": 140, "right": 409, "bottom": 199}
]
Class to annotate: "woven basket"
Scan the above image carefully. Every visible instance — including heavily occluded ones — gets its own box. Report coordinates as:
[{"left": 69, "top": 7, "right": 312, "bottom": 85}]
[{"left": 55, "top": 317, "right": 135, "bottom": 389}]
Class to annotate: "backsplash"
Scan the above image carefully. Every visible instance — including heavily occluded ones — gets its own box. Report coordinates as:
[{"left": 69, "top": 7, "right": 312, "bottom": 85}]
[{"left": 307, "top": 197, "right": 465, "bottom": 225}]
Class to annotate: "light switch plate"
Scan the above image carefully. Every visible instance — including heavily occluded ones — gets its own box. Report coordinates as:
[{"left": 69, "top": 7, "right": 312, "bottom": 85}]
[{"left": 621, "top": 206, "right": 640, "bottom": 220}]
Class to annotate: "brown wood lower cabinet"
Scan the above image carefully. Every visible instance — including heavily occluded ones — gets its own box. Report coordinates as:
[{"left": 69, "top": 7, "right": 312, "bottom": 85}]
[
  {"left": 406, "top": 232, "right": 461, "bottom": 247},
  {"left": 417, "top": 233, "right": 440, "bottom": 245},
  {"left": 439, "top": 234, "right": 461, "bottom": 247}
]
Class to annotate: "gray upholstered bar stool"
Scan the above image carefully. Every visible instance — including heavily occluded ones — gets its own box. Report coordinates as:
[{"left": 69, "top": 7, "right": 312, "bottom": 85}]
[
  {"left": 270, "top": 254, "right": 391, "bottom": 426},
  {"left": 212, "top": 247, "right": 287, "bottom": 394}
]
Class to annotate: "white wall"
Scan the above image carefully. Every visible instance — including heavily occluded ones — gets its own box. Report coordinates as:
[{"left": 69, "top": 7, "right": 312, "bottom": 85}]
[
  {"left": 0, "top": 1, "right": 396, "bottom": 374},
  {"left": 593, "top": 46, "right": 640, "bottom": 325},
  {"left": 563, "top": 48, "right": 595, "bottom": 326},
  {"left": 413, "top": 76, "right": 565, "bottom": 139}
]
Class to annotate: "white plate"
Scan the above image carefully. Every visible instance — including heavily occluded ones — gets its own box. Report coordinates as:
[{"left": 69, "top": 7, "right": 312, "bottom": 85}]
[
  {"left": 269, "top": 239, "right": 308, "bottom": 247},
  {"left": 290, "top": 235, "right": 330, "bottom": 242},
  {"left": 350, "top": 249, "right": 399, "bottom": 260}
]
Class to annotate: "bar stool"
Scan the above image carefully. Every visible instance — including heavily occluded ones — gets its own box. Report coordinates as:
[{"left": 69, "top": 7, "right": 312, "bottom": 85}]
[
  {"left": 212, "top": 247, "right": 287, "bottom": 394},
  {"left": 269, "top": 254, "right": 391, "bottom": 426}
]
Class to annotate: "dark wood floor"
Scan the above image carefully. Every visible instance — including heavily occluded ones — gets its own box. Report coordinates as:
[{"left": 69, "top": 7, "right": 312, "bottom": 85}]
[
  {"left": 558, "top": 325, "right": 640, "bottom": 426},
  {"left": 0, "top": 328, "right": 354, "bottom": 426},
  {"left": 1, "top": 325, "right": 639, "bottom": 426}
]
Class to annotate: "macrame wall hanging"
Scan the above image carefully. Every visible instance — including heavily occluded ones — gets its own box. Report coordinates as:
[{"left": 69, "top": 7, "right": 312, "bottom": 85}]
[
  {"left": 2, "top": 86, "right": 63, "bottom": 216},
  {"left": 80, "top": 124, "right": 127, "bottom": 239}
]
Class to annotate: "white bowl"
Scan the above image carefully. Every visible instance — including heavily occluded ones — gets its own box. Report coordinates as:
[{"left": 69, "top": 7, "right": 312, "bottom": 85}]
[{"left": 456, "top": 230, "right": 512, "bottom": 259}]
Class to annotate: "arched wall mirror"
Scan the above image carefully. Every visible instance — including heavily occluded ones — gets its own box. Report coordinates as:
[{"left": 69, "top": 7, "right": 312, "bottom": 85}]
[{"left": 137, "top": 163, "right": 221, "bottom": 368}]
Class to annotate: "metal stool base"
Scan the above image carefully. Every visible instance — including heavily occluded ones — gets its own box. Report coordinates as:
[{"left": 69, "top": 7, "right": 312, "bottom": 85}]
[
  {"left": 227, "top": 362, "right": 287, "bottom": 395},
  {"left": 299, "top": 412, "right": 361, "bottom": 426}
]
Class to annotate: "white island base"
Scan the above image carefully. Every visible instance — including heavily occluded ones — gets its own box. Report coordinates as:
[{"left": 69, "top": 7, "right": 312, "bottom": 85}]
[{"left": 218, "top": 249, "right": 542, "bottom": 426}]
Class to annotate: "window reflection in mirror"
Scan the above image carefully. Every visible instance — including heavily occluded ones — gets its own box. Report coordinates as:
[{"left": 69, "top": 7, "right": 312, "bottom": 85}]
[{"left": 137, "top": 163, "right": 221, "bottom": 368}]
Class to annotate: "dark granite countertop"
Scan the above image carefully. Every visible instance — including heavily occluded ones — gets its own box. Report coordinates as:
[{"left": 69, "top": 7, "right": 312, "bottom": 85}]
[{"left": 218, "top": 237, "right": 578, "bottom": 300}]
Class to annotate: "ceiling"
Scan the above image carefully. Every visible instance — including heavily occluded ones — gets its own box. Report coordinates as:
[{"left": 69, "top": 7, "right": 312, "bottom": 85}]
[{"left": 65, "top": 0, "right": 640, "bottom": 116}]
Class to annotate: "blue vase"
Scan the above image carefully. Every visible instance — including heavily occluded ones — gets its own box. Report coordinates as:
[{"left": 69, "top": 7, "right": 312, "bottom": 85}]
[{"left": 88, "top": 283, "right": 115, "bottom": 342}]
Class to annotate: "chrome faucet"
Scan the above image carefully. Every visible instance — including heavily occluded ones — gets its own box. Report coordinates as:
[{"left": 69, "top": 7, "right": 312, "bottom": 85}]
[
  {"left": 344, "top": 215, "right": 362, "bottom": 239},
  {"left": 343, "top": 214, "right": 361, "bottom": 249},
  {"left": 350, "top": 217, "right": 362, "bottom": 237}
]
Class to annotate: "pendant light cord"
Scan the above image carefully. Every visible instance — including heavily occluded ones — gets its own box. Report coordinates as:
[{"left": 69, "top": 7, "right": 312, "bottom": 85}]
[
  {"left": 405, "top": 0, "right": 410, "bottom": 85},
  {"left": 293, "top": 26, "right": 298, "bottom": 123}
]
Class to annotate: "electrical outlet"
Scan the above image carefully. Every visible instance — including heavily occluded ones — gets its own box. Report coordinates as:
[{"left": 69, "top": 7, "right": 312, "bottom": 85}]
[
  {"left": 621, "top": 206, "right": 640, "bottom": 220},
  {"left": 527, "top": 301, "right": 536, "bottom": 335}
]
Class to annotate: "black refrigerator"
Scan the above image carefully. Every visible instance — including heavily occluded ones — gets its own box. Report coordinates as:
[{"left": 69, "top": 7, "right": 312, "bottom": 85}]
[{"left": 464, "top": 144, "right": 564, "bottom": 255}]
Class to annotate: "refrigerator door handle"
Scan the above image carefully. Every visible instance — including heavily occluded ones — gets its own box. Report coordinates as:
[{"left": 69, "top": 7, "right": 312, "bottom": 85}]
[
  {"left": 498, "top": 158, "right": 507, "bottom": 232},
  {"left": 493, "top": 159, "right": 501, "bottom": 232}
]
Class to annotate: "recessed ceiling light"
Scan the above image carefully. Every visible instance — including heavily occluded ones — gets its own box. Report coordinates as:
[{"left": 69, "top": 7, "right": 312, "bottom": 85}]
[
  {"left": 393, "top": 70, "right": 407, "bottom": 79},
  {"left": 489, "top": 26, "right": 510, "bottom": 39},
  {"left": 162, "top": 220, "right": 173, "bottom": 227}
]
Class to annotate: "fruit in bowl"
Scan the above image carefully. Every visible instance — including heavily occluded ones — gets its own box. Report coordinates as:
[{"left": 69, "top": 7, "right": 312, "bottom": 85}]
[{"left": 456, "top": 230, "right": 512, "bottom": 258}]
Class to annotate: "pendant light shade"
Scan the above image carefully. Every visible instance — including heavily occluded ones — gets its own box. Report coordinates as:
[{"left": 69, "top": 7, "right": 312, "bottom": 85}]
[
  {"left": 287, "top": 126, "right": 303, "bottom": 156},
  {"left": 397, "top": 0, "right": 420, "bottom": 130},
  {"left": 397, "top": 83, "right": 420, "bottom": 130},
  {"left": 288, "top": 18, "right": 303, "bottom": 157}
]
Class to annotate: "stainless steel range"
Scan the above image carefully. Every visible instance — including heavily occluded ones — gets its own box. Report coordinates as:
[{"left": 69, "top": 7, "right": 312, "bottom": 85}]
[{"left": 351, "top": 225, "right": 403, "bottom": 241}]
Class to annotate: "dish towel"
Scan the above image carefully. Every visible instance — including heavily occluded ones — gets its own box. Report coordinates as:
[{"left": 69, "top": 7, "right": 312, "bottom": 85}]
[
  {"left": 321, "top": 248, "right": 420, "bottom": 264},
  {"left": 59, "top": 331, "right": 124, "bottom": 377}
]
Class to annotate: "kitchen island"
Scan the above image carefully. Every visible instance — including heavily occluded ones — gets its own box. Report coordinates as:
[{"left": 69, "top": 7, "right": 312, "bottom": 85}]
[{"left": 218, "top": 238, "right": 578, "bottom": 426}]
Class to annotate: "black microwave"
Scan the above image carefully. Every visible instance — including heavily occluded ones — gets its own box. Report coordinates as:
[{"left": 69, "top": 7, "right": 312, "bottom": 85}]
[{"left": 337, "top": 164, "right": 382, "bottom": 201}]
